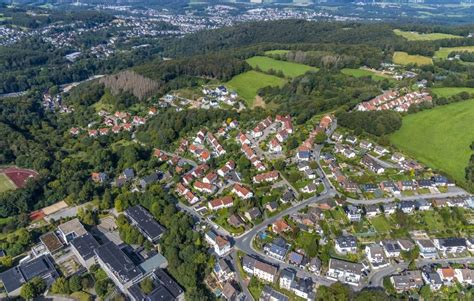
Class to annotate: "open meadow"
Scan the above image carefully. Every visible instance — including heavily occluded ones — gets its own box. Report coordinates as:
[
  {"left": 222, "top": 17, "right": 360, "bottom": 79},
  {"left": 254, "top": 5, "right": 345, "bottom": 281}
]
[
  {"left": 434, "top": 46, "right": 474, "bottom": 59},
  {"left": 390, "top": 99, "right": 474, "bottom": 186},
  {"left": 393, "top": 51, "right": 433, "bottom": 66},
  {"left": 246, "top": 56, "right": 318, "bottom": 78},
  {"left": 431, "top": 87, "right": 474, "bottom": 97},
  {"left": 0, "top": 173, "right": 16, "bottom": 193},
  {"left": 341, "top": 68, "right": 392, "bottom": 81},
  {"left": 393, "top": 29, "right": 463, "bottom": 41},
  {"left": 226, "top": 70, "right": 286, "bottom": 107}
]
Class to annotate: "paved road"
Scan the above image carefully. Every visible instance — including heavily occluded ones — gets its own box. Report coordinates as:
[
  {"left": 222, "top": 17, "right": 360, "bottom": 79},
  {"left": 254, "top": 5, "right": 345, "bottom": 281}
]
[
  {"left": 231, "top": 250, "right": 254, "bottom": 301},
  {"left": 367, "top": 153, "right": 398, "bottom": 169}
]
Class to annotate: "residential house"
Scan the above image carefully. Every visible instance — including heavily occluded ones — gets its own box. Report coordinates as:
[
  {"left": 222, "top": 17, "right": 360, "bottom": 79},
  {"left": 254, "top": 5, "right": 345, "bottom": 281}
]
[
  {"left": 374, "top": 146, "right": 389, "bottom": 156},
  {"left": 245, "top": 207, "right": 262, "bottom": 222},
  {"left": 279, "top": 268, "right": 295, "bottom": 290},
  {"left": 265, "top": 201, "right": 279, "bottom": 213},
  {"left": 345, "top": 205, "right": 362, "bottom": 222},
  {"left": 221, "top": 282, "right": 238, "bottom": 301},
  {"left": 227, "top": 214, "right": 245, "bottom": 228},
  {"left": 261, "top": 285, "right": 289, "bottom": 301},
  {"left": 264, "top": 243, "right": 288, "bottom": 261},
  {"left": 242, "top": 256, "right": 278, "bottom": 283},
  {"left": 308, "top": 257, "right": 322, "bottom": 275},
  {"left": 297, "top": 147, "right": 311, "bottom": 161},
  {"left": 288, "top": 252, "right": 305, "bottom": 268},
  {"left": 272, "top": 219, "right": 290, "bottom": 234},
  {"left": 335, "top": 236, "right": 357, "bottom": 254},
  {"left": 390, "top": 270, "right": 423, "bottom": 292},
  {"left": 437, "top": 267, "right": 456, "bottom": 285},
  {"left": 398, "top": 181, "right": 415, "bottom": 191},
  {"left": 359, "top": 140, "right": 373, "bottom": 150},
  {"left": 364, "top": 205, "right": 380, "bottom": 218},
  {"left": 416, "top": 239, "right": 438, "bottom": 259},
  {"left": 421, "top": 266, "right": 443, "bottom": 291},
  {"left": 391, "top": 152, "right": 405, "bottom": 163},
  {"left": 280, "top": 190, "right": 295, "bottom": 204},
  {"left": 301, "top": 183, "right": 317, "bottom": 194},
  {"left": 214, "top": 258, "right": 235, "bottom": 283},
  {"left": 232, "top": 184, "right": 253, "bottom": 199},
  {"left": 253, "top": 170, "right": 279, "bottom": 184},
  {"left": 381, "top": 240, "right": 402, "bottom": 258},
  {"left": 127, "top": 269, "right": 184, "bottom": 301},
  {"left": 346, "top": 136, "right": 358, "bottom": 145},
  {"left": 434, "top": 238, "right": 467, "bottom": 256},
  {"left": 383, "top": 203, "right": 397, "bottom": 215},
  {"left": 454, "top": 269, "right": 474, "bottom": 285},
  {"left": 290, "top": 277, "right": 314, "bottom": 300},
  {"left": 205, "top": 231, "right": 231, "bottom": 257},
  {"left": 361, "top": 155, "right": 385, "bottom": 174},
  {"left": 365, "top": 244, "right": 389, "bottom": 269},
  {"left": 327, "top": 258, "right": 364, "bottom": 286},
  {"left": 399, "top": 200, "right": 416, "bottom": 214},
  {"left": 194, "top": 181, "right": 216, "bottom": 194},
  {"left": 208, "top": 196, "right": 234, "bottom": 211},
  {"left": 416, "top": 199, "right": 431, "bottom": 211}
]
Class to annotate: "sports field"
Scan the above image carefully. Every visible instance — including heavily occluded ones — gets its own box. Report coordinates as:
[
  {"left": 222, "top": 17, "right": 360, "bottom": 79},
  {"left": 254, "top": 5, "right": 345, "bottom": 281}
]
[
  {"left": 431, "top": 87, "right": 474, "bottom": 97},
  {"left": 390, "top": 99, "right": 474, "bottom": 186},
  {"left": 393, "top": 29, "right": 463, "bottom": 41},
  {"left": 393, "top": 51, "right": 433, "bottom": 66},
  {"left": 341, "top": 68, "right": 391, "bottom": 81},
  {"left": 0, "top": 173, "right": 16, "bottom": 193},
  {"left": 226, "top": 70, "right": 286, "bottom": 106},
  {"left": 434, "top": 46, "right": 474, "bottom": 59},
  {"left": 246, "top": 56, "right": 318, "bottom": 78}
]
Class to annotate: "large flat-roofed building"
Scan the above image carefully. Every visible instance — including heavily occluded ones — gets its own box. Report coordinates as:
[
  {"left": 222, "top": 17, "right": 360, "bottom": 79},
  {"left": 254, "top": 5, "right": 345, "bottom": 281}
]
[
  {"left": 57, "top": 218, "right": 87, "bottom": 243},
  {"left": 0, "top": 255, "right": 59, "bottom": 297},
  {"left": 70, "top": 233, "right": 100, "bottom": 269},
  {"left": 127, "top": 269, "right": 184, "bottom": 301},
  {"left": 125, "top": 205, "right": 165, "bottom": 243},
  {"left": 94, "top": 242, "right": 143, "bottom": 292}
]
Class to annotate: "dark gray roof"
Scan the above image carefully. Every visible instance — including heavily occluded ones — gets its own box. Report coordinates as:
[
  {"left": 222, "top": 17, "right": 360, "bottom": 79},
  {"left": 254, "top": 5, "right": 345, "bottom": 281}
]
[
  {"left": 153, "top": 269, "right": 184, "bottom": 298},
  {"left": 94, "top": 242, "right": 142, "bottom": 284},
  {"left": 438, "top": 238, "right": 467, "bottom": 248},
  {"left": 125, "top": 205, "right": 165, "bottom": 242},
  {"left": 123, "top": 168, "right": 135, "bottom": 180},
  {"left": 261, "top": 285, "right": 289, "bottom": 301},
  {"left": 335, "top": 236, "right": 357, "bottom": 248},
  {"left": 71, "top": 233, "right": 100, "bottom": 261},
  {"left": 0, "top": 255, "right": 58, "bottom": 294}
]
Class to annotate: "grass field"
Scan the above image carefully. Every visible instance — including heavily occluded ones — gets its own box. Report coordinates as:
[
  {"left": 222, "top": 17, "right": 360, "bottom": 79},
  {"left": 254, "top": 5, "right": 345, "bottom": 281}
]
[
  {"left": 390, "top": 99, "right": 474, "bottom": 186},
  {"left": 431, "top": 87, "right": 474, "bottom": 97},
  {"left": 226, "top": 70, "right": 286, "bottom": 106},
  {"left": 394, "top": 29, "right": 463, "bottom": 41},
  {"left": 370, "top": 215, "right": 391, "bottom": 233},
  {"left": 434, "top": 46, "right": 474, "bottom": 59},
  {"left": 264, "top": 50, "right": 290, "bottom": 56},
  {"left": 0, "top": 173, "right": 16, "bottom": 193},
  {"left": 393, "top": 51, "right": 433, "bottom": 66},
  {"left": 341, "top": 68, "right": 391, "bottom": 81},
  {"left": 246, "top": 56, "right": 318, "bottom": 78}
]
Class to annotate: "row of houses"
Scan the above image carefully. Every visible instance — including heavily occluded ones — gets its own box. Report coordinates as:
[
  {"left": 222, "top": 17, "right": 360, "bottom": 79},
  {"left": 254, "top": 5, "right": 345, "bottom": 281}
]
[
  {"left": 357, "top": 90, "right": 432, "bottom": 112},
  {"left": 391, "top": 266, "right": 474, "bottom": 293}
]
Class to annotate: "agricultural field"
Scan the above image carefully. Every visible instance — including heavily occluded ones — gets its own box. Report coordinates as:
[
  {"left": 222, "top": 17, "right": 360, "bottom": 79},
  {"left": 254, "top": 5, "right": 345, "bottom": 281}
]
[
  {"left": 390, "top": 99, "right": 474, "bottom": 186},
  {"left": 393, "top": 29, "right": 463, "bottom": 41},
  {"left": 246, "top": 56, "right": 318, "bottom": 78},
  {"left": 0, "top": 173, "right": 16, "bottom": 193},
  {"left": 434, "top": 46, "right": 474, "bottom": 59},
  {"left": 393, "top": 51, "right": 433, "bottom": 66},
  {"left": 226, "top": 70, "right": 286, "bottom": 106},
  {"left": 431, "top": 87, "right": 474, "bottom": 97},
  {"left": 341, "top": 68, "right": 392, "bottom": 81}
]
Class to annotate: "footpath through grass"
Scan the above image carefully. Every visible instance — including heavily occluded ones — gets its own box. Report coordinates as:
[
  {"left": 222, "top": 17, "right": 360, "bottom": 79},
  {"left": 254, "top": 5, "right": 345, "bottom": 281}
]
[
  {"left": 394, "top": 29, "right": 463, "bottom": 41},
  {"left": 226, "top": 70, "right": 286, "bottom": 107},
  {"left": 390, "top": 99, "right": 474, "bottom": 186},
  {"left": 246, "top": 56, "right": 318, "bottom": 78}
]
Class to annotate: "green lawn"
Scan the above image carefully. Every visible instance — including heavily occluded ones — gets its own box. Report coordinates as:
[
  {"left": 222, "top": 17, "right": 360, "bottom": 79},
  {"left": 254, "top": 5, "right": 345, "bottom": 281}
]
[
  {"left": 394, "top": 29, "right": 463, "bottom": 41},
  {"left": 370, "top": 215, "right": 391, "bottom": 233},
  {"left": 246, "top": 56, "right": 318, "bottom": 78},
  {"left": 390, "top": 99, "right": 474, "bottom": 186},
  {"left": 341, "top": 68, "right": 391, "bottom": 81},
  {"left": 226, "top": 70, "right": 286, "bottom": 106},
  {"left": 434, "top": 46, "right": 474, "bottom": 59},
  {"left": 431, "top": 87, "right": 474, "bottom": 97},
  {"left": 264, "top": 50, "right": 290, "bottom": 56},
  {"left": 0, "top": 173, "right": 16, "bottom": 193},
  {"left": 393, "top": 51, "right": 433, "bottom": 66}
]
